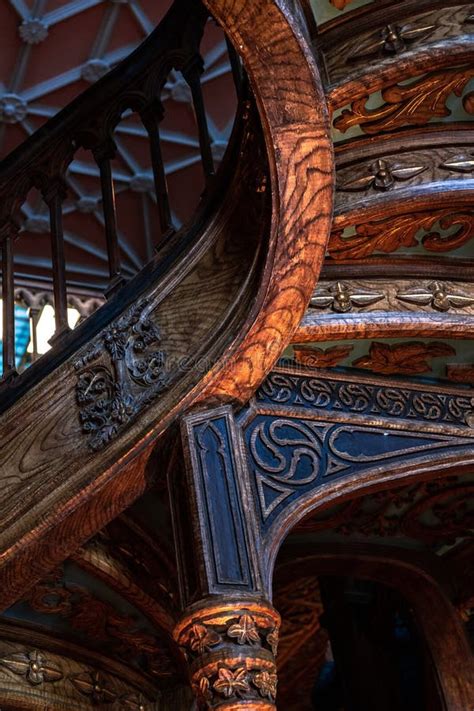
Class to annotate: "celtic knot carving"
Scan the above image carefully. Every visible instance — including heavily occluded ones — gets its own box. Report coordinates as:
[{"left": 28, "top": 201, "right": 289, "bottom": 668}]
[
  {"left": 245, "top": 412, "right": 473, "bottom": 529},
  {"left": 75, "top": 299, "right": 168, "bottom": 450},
  {"left": 258, "top": 372, "right": 474, "bottom": 427}
]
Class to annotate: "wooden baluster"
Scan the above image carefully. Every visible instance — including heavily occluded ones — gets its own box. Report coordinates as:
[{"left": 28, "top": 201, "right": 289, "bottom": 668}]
[
  {"left": 183, "top": 58, "right": 215, "bottom": 184},
  {"left": 0, "top": 221, "right": 17, "bottom": 379},
  {"left": 140, "top": 100, "right": 175, "bottom": 242},
  {"left": 43, "top": 181, "right": 70, "bottom": 341},
  {"left": 225, "top": 36, "right": 244, "bottom": 98},
  {"left": 93, "top": 140, "right": 124, "bottom": 296}
]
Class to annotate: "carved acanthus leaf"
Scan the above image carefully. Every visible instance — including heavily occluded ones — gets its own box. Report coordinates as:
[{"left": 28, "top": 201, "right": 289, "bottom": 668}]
[
  {"left": 352, "top": 341, "right": 456, "bottom": 375},
  {"left": 293, "top": 345, "right": 354, "bottom": 369},
  {"left": 187, "top": 624, "right": 221, "bottom": 654},
  {"left": 253, "top": 670, "right": 278, "bottom": 699},
  {"left": 334, "top": 67, "right": 474, "bottom": 135},
  {"left": 329, "top": 210, "right": 474, "bottom": 260}
]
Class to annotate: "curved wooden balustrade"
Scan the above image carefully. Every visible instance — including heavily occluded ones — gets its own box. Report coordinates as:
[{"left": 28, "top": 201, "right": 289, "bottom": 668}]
[{"left": 0, "top": 0, "right": 333, "bottom": 607}]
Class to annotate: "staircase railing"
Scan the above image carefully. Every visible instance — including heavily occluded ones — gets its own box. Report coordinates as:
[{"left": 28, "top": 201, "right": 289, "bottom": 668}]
[{"left": 0, "top": 0, "right": 242, "bottom": 385}]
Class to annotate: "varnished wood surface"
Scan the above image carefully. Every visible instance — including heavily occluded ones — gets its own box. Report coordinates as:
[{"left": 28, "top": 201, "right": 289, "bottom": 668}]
[
  {"left": 0, "top": 0, "right": 334, "bottom": 610},
  {"left": 295, "top": 311, "right": 474, "bottom": 342},
  {"left": 196, "top": 0, "right": 334, "bottom": 404}
]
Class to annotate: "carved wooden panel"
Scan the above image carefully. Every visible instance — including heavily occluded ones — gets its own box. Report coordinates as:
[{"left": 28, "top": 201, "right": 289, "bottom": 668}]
[{"left": 323, "top": 5, "right": 474, "bottom": 84}]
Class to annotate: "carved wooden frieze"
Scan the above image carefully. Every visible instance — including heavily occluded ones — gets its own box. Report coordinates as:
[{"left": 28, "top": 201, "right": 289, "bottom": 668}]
[
  {"left": 323, "top": 5, "right": 474, "bottom": 84},
  {"left": 255, "top": 370, "right": 474, "bottom": 428},
  {"left": 309, "top": 280, "right": 474, "bottom": 314},
  {"left": 74, "top": 298, "right": 168, "bottom": 450},
  {"left": 243, "top": 413, "right": 473, "bottom": 532},
  {"left": 0, "top": 631, "right": 155, "bottom": 709},
  {"left": 335, "top": 146, "right": 474, "bottom": 208},
  {"left": 333, "top": 66, "right": 474, "bottom": 135},
  {"left": 295, "top": 475, "right": 474, "bottom": 545},
  {"left": 329, "top": 209, "right": 474, "bottom": 259},
  {"left": 179, "top": 368, "right": 474, "bottom": 601}
]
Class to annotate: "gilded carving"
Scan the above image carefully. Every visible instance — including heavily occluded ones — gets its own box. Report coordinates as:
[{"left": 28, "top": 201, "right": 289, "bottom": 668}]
[
  {"left": 253, "top": 670, "right": 278, "bottom": 699},
  {"left": 352, "top": 341, "right": 456, "bottom": 375},
  {"left": 329, "top": 210, "right": 474, "bottom": 260},
  {"left": 334, "top": 67, "right": 474, "bottom": 135},
  {"left": 74, "top": 298, "right": 168, "bottom": 450},
  {"left": 0, "top": 649, "right": 63, "bottom": 685},
  {"left": 176, "top": 602, "right": 280, "bottom": 708}
]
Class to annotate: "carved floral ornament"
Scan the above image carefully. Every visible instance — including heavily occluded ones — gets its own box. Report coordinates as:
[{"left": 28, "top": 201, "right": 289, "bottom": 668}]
[
  {"left": 310, "top": 280, "right": 474, "bottom": 313},
  {"left": 328, "top": 210, "right": 474, "bottom": 260},
  {"left": 334, "top": 67, "right": 474, "bottom": 135},
  {"left": 294, "top": 341, "right": 457, "bottom": 376},
  {"left": 177, "top": 608, "right": 280, "bottom": 706},
  {"left": 75, "top": 298, "right": 168, "bottom": 450},
  {"left": 0, "top": 645, "right": 151, "bottom": 708}
]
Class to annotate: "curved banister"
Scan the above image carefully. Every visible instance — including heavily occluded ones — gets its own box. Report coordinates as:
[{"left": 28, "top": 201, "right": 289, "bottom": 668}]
[{"left": 0, "top": 0, "right": 334, "bottom": 607}]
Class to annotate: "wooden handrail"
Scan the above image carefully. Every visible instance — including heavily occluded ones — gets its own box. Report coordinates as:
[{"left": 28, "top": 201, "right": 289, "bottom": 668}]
[{"left": 0, "top": 0, "right": 240, "bottom": 381}]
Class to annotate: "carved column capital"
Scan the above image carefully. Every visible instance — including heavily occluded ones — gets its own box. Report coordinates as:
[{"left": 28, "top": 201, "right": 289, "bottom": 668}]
[{"left": 174, "top": 598, "right": 280, "bottom": 710}]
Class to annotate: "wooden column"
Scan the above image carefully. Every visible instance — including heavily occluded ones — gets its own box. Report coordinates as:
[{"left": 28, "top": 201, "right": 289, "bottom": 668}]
[
  {"left": 172, "top": 405, "right": 280, "bottom": 708},
  {"left": 174, "top": 598, "right": 280, "bottom": 710}
]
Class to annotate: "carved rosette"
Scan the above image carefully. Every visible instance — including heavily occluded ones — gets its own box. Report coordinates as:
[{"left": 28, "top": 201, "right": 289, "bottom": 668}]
[{"left": 175, "top": 600, "right": 280, "bottom": 710}]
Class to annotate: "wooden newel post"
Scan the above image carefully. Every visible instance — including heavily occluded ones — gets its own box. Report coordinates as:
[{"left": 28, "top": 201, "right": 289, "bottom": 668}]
[{"left": 174, "top": 598, "right": 279, "bottom": 710}]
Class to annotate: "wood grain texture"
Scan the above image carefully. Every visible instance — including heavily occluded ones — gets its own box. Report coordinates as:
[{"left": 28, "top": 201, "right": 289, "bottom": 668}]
[
  {"left": 295, "top": 294, "right": 474, "bottom": 346},
  {"left": 0, "top": 0, "right": 334, "bottom": 611},
  {"left": 196, "top": 0, "right": 334, "bottom": 404}
]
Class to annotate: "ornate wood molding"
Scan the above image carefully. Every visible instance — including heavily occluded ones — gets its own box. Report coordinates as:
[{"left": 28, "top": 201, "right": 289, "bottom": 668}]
[{"left": 174, "top": 599, "right": 280, "bottom": 710}]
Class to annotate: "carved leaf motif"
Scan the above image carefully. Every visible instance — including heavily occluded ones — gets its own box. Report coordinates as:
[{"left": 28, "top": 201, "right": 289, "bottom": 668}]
[
  {"left": 253, "top": 670, "right": 278, "bottom": 699},
  {"left": 267, "top": 628, "right": 280, "bottom": 656},
  {"left": 187, "top": 624, "right": 221, "bottom": 654},
  {"left": 353, "top": 341, "right": 456, "bottom": 375},
  {"left": 293, "top": 346, "right": 353, "bottom": 369},
  {"left": 334, "top": 67, "right": 474, "bottom": 135},
  {"left": 446, "top": 364, "right": 474, "bottom": 384},
  {"left": 227, "top": 614, "right": 260, "bottom": 645},
  {"left": 213, "top": 667, "right": 250, "bottom": 698},
  {"left": 70, "top": 670, "right": 117, "bottom": 703},
  {"left": 0, "top": 650, "right": 63, "bottom": 686},
  {"left": 121, "top": 694, "right": 149, "bottom": 710},
  {"left": 328, "top": 211, "right": 474, "bottom": 260}
]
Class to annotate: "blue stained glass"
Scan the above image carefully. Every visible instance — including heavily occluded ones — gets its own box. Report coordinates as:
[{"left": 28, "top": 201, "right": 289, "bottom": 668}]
[{"left": 0, "top": 305, "right": 31, "bottom": 376}]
